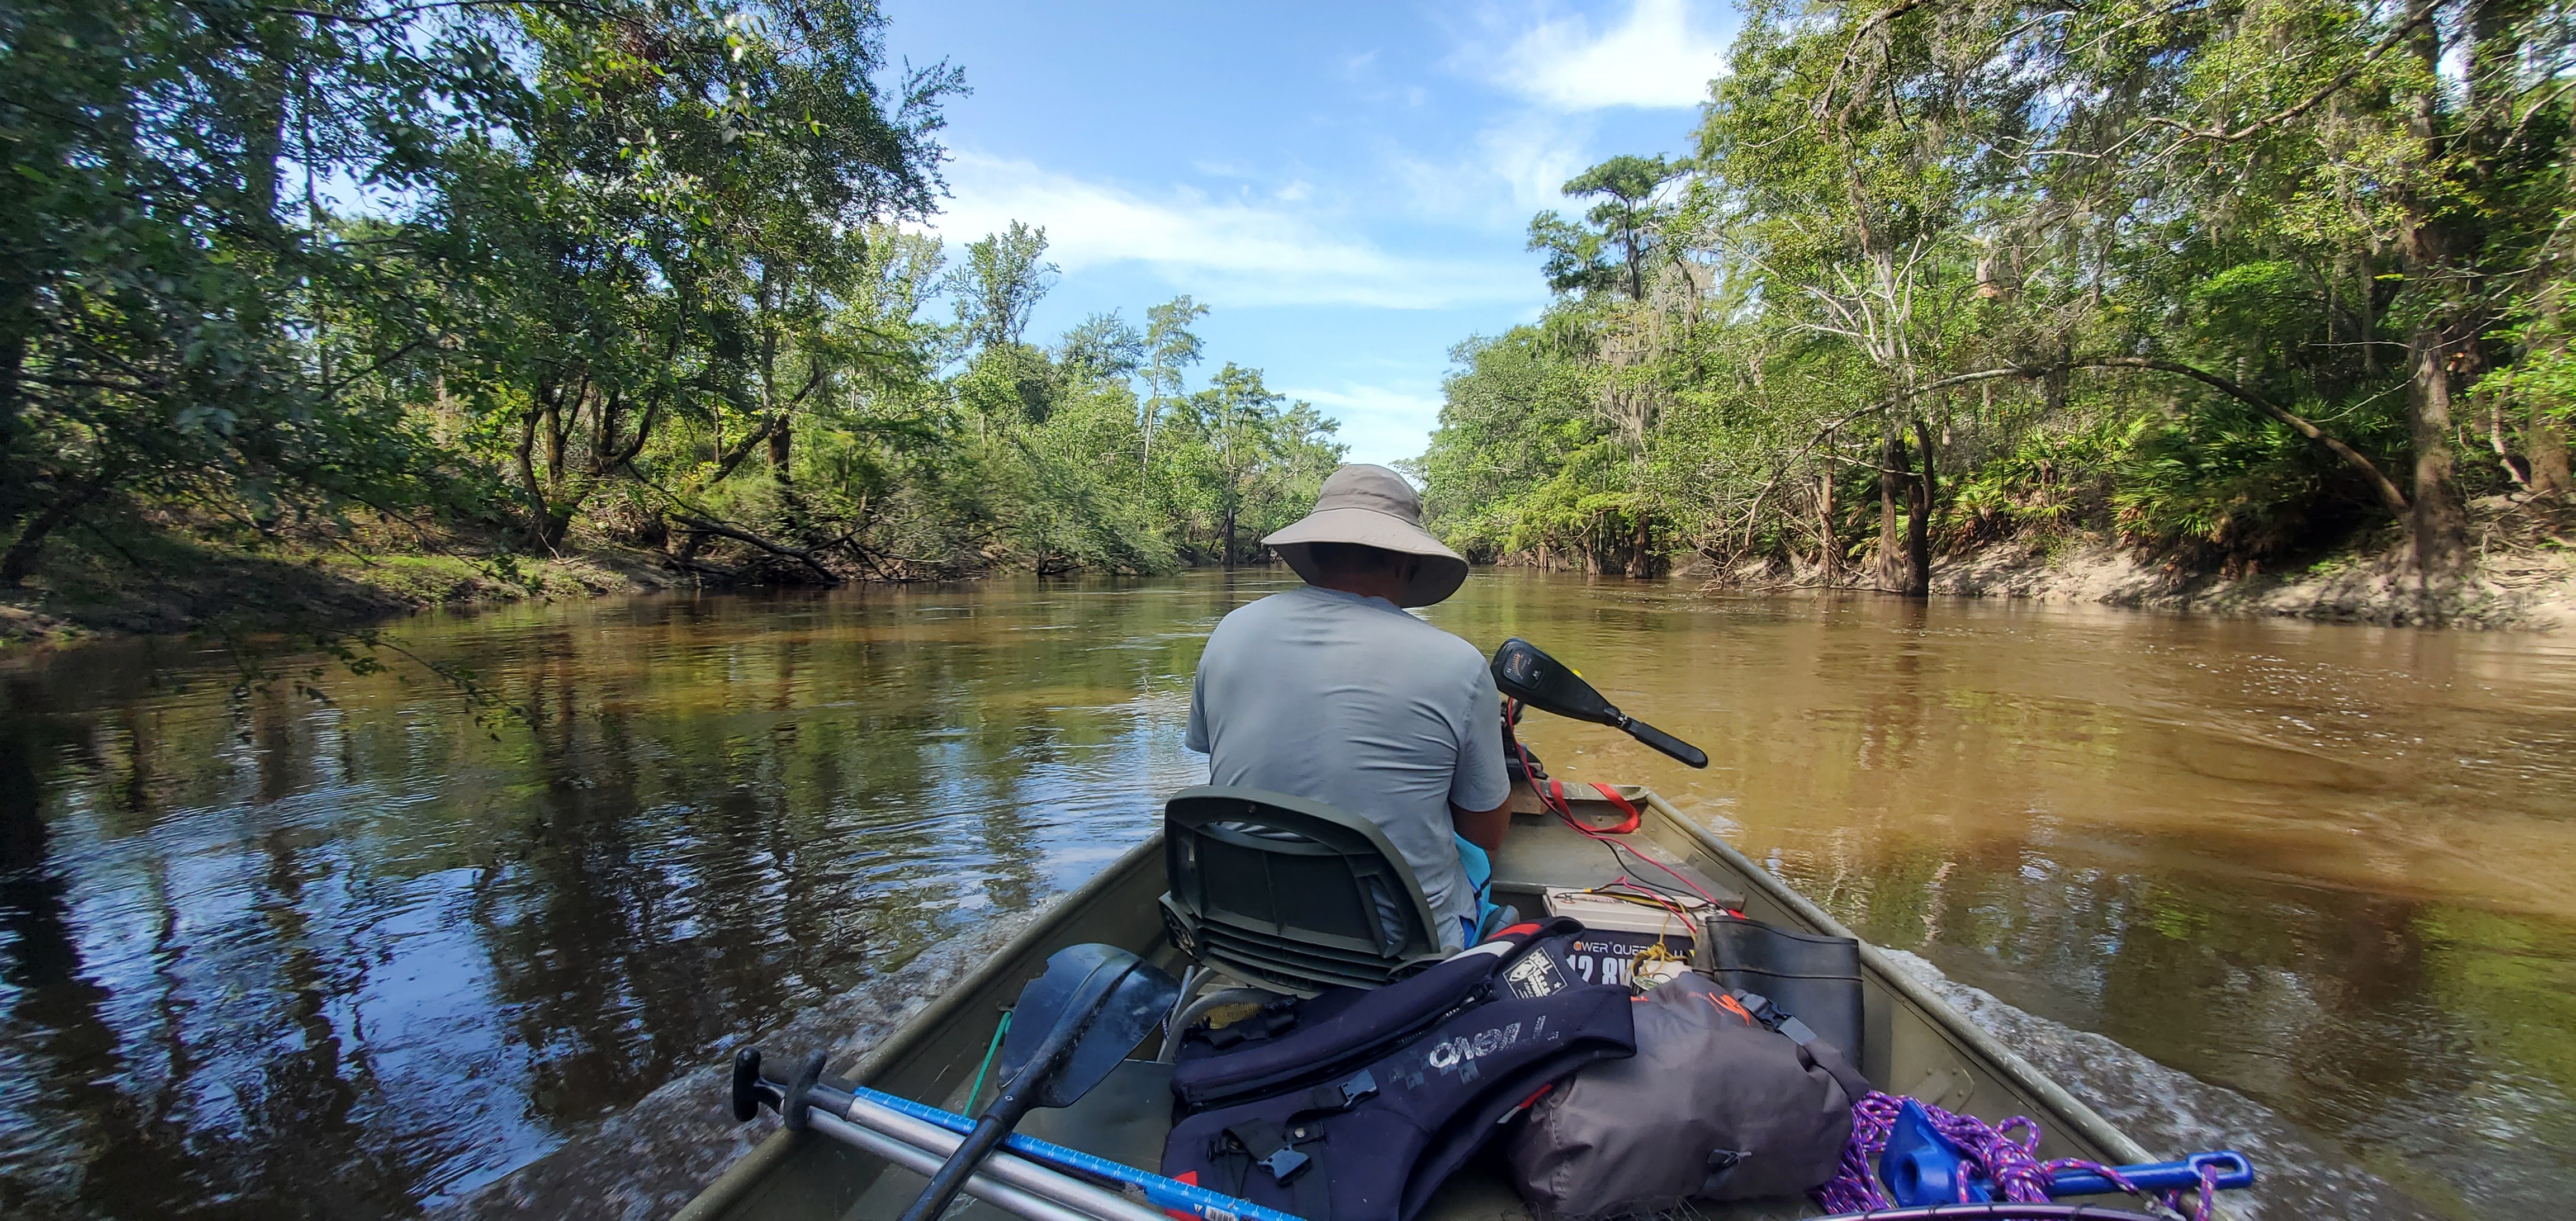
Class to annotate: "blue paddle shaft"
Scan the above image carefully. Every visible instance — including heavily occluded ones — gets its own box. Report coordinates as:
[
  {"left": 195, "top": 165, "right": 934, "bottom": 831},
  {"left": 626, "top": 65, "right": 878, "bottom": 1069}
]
[
  {"left": 849, "top": 1083, "right": 1302, "bottom": 1221},
  {"left": 2050, "top": 1152, "right": 2256, "bottom": 1196}
]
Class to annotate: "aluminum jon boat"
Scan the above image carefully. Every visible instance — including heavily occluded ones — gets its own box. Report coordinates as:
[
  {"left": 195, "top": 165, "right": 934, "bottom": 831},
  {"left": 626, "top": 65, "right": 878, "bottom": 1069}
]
[{"left": 674, "top": 782, "right": 2160, "bottom": 1221}]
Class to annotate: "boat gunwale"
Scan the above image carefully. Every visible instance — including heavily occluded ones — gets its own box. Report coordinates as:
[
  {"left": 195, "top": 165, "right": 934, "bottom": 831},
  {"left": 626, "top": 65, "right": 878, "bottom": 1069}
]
[{"left": 1626, "top": 786, "right": 2154, "bottom": 1166}]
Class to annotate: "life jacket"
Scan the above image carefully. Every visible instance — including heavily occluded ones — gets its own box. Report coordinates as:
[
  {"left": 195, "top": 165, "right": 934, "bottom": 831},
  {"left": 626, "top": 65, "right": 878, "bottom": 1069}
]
[{"left": 1162, "top": 918, "right": 1637, "bottom": 1221}]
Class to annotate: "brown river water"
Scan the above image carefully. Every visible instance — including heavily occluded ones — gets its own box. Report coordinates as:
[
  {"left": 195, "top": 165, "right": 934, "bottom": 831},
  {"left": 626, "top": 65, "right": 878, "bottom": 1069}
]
[{"left": 1, "top": 569, "right": 2570, "bottom": 1220}]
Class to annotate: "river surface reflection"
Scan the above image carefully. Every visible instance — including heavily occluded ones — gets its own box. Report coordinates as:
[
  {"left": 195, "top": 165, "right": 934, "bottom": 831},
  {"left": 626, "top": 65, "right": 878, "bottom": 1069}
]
[{"left": 1, "top": 570, "right": 2570, "bottom": 1219}]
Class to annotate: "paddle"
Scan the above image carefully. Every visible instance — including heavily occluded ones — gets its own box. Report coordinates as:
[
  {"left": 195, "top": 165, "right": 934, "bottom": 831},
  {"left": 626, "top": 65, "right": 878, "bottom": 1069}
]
[
  {"left": 892, "top": 943, "right": 1180, "bottom": 1221},
  {"left": 1491, "top": 638, "right": 1710, "bottom": 769}
]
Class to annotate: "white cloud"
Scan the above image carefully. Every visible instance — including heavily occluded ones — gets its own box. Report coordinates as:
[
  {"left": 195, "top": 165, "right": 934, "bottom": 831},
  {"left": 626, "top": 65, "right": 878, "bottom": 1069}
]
[
  {"left": 1281, "top": 384, "right": 1447, "bottom": 466},
  {"left": 930, "top": 152, "right": 1532, "bottom": 310},
  {"left": 1385, "top": 109, "right": 1595, "bottom": 227},
  {"left": 1465, "top": 0, "right": 1729, "bottom": 112},
  {"left": 1475, "top": 111, "right": 1599, "bottom": 210}
]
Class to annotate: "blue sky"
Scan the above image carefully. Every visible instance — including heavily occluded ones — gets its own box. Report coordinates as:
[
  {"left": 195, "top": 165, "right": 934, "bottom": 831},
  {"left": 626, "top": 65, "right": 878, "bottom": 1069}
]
[{"left": 878, "top": 0, "right": 1736, "bottom": 466}]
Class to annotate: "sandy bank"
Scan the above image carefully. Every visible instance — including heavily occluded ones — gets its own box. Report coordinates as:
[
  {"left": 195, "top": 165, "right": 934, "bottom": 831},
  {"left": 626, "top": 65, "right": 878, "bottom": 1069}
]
[
  {"left": 1699, "top": 495, "right": 2576, "bottom": 632},
  {"left": 1923, "top": 539, "right": 2576, "bottom": 631}
]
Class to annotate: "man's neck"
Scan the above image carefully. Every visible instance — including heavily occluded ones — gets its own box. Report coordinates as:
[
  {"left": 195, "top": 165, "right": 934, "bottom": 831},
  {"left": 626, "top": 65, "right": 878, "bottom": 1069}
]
[{"left": 1312, "top": 572, "right": 1407, "bottom": 603}]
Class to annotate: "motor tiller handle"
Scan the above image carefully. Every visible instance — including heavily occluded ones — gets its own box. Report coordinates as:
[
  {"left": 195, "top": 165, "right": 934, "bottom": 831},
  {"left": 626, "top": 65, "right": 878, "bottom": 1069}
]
[{"left": 1621, "top": 716, "right": 1708, "bottom": 768}]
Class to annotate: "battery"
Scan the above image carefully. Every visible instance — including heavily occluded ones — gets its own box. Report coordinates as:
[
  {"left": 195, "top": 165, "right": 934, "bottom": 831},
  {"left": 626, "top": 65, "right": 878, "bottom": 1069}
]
[{"left": 1542, "top": 888, "right": 1716, "bottom": 990}]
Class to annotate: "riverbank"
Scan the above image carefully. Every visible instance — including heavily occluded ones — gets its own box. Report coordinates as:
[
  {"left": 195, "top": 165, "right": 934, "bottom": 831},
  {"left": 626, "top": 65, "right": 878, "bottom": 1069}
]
[
  {"left": 1926, "top": 538, "right": 2576, "bottom": 630},
  {"left": 1699, "top": 496, "right": 2576, "bottom": 631},
  {"left": 0, "top": 528, "right": 685, "bottom": 654},
  {"left": 0, "top": 523, "right": 1280, "bottom": 654},
  {"left": 13, "top": 500, "right": 2573, "bottom": 656}
]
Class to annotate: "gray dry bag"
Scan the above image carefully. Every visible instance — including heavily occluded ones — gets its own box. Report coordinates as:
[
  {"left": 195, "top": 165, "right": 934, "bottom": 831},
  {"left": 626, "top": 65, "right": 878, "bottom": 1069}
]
[{"left": 1505, "top": 972, "right": 1867, "bottom": 1220}]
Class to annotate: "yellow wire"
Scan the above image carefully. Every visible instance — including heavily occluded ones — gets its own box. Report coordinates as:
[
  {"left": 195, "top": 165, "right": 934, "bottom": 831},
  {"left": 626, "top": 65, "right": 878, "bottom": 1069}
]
[{"left": 1627, "top": 939, "right": 1688, "bottom": 992}]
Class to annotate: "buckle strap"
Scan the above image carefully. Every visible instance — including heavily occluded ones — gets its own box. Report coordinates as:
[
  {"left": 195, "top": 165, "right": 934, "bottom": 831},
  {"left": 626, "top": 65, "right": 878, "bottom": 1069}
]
[
  {"left": 1302, "top": 1068, "right": 1377, "bottom": 1113},
  {"left": 1730, "top": 989, "right": 1787, "bottom": 1031},
  {"left": 1730, "top": 990, "right": 1871, "bottom": 1102},
  {"left": 1224, "top": 1070, "right": 1371, "bottom": 1187},
  {"left": 1255, "top": 1146, "right": 1310, "bottom": 1184},
  {"left": 1222, "top": 1119, "right": 1312, "bottom": 1184}
]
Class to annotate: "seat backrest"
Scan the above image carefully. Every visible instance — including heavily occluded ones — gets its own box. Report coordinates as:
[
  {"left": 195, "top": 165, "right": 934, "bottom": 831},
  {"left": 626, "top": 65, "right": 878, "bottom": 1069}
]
[{"left": 1158, "top": 785, "right": 1450, "bottom": 996}]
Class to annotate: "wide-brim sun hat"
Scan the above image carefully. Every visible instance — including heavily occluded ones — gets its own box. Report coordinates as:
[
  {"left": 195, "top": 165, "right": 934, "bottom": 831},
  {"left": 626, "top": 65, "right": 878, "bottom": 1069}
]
[{"left": 1263, "top": 463, "right": 1470, "bottom": 608}]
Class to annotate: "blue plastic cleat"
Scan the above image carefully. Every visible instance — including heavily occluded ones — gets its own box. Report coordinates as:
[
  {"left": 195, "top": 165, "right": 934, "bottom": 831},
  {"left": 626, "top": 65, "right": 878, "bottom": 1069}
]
[
  {"left": 2048, "top": 1151, "right": 2257, "bottom": 1197},
  {"left": 1879, "top": 1097, "right": 1993, "bottom": 1207}
]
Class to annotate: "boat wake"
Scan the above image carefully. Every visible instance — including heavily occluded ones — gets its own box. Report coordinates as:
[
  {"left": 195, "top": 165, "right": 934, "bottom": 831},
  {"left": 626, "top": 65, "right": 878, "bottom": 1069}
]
[
  {"left": 1876, "top": 950, "right": 2443, "bottom": 1221},
  {"left": 428, "top": 912, "right": 1039, "bottom": 1221}
]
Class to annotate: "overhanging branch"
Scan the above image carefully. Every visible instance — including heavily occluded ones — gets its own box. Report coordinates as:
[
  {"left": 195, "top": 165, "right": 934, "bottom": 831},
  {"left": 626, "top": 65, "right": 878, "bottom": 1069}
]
[{"left": 1906, "top": 358, "right": 2411, "bottom": 516}]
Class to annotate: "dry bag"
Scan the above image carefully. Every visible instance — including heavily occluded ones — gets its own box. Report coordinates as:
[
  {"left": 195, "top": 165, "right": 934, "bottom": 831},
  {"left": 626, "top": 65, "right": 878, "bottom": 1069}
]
[{"left": 1505, "top": 973, "right": 1867, "bottom": 1220}]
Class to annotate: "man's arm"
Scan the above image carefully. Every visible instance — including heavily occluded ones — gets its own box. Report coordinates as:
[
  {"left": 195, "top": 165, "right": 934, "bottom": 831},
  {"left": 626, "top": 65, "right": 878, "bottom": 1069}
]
[
  {"left": 1451, "top": 798, "right": 1509, "bottom": 850},
  {"left": 1449, "top": 661, "right": 1515, "bottom": 850},
  {"left": 1185, "top": 666, "right": 1210, "bottom": 755}
]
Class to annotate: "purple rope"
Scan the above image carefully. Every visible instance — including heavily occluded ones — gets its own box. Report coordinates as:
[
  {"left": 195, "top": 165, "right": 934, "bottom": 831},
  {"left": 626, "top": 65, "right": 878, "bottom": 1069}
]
[
  {"left": 1813, "top": 1093, "right": 2220, "bottom": 1221},
  {"left": 1807, "top": 1208, "right": 2179, "bottom": 1219}
]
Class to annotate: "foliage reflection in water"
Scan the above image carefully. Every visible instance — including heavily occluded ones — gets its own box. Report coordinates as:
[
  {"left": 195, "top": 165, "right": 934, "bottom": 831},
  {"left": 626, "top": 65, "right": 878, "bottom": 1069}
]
[
  {"left": 2, "top": 570, "right": 2573, "bottom": 1220},
  {"left": 0, "top": 579, "right": 1239, "bottom": 1218}
]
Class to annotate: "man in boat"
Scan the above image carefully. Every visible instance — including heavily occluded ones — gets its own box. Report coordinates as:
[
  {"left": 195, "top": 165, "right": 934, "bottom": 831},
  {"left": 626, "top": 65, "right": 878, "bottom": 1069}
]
[{"left": 1187, "top": 463, "right": 1512, "bottom": 952}]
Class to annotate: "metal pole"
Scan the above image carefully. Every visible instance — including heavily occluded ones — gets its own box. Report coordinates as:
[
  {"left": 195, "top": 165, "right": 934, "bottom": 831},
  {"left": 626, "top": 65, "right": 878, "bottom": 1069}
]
[
  {"left": 836, "top": 1081, "right": 1308, "bottom": 1221},
  {"left": 806, "top": 1111, "right": 1096, "bottom": 1221},
  {"left": 837, "top": 1095, "right": 1169, "bottom": 1221}
]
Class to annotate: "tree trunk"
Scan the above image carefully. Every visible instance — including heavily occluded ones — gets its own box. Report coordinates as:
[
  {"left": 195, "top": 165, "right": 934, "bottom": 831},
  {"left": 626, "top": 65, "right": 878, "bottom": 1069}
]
[
  {"left": 543, "top": 395, "right": 569, "bottom": 493},
  {"left": 1905, "top": 417, "right": 1935, "bottom": 597},
  {"left": 0, "top": 468, "right": 113, "bottom": 586},
  {"left": 707, "top": 413, "right": 783, "bottom": 487},
  {"left": 2355, "top": 253, "right": 2381, "bottom": 377},
  {"left": 1875, "top": 424, "right": 1908, "bottom": 593},
  {"left": 2394, "top": 21, "right": 2470, "bottom": 583},
  {"left": 1223, "top": 503, "right": 1237, "bottom": 569},
  {"left": 515, "top": 410, "right": 567, "bottom": 553},
  {"left": 2531, "top": 293, "right": 2573, "bottom": 495},
  {"left": 2405, "top": 327, "right": 2470, "bottom": 579},
  {"left": 768, "top": 418, "right": 792, "bottom": 484},
  {"left": 2532, "top": 403, "right": 2572, "bottom": 496},
  {"left": 2485, "top": 389, "right": 2532, "bottom": 488},
  {"left": 1816, "top": 472, "right": 1839, "bottom": 584},
  {"left": 0, "top": 501, "right": 75, "bottom": 586},
  {"left": 0, "top": 324, "right": 26, "bottom": 534},
  {"left": 0, "top": 325, "right": 20, "bottom": 460},
  {"left": 244, "top": 63, "right": 287, "bottom": 227}
]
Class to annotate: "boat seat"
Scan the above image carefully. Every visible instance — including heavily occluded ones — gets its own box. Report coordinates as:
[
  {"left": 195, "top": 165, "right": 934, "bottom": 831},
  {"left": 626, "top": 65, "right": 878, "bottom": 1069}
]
[{"left": 1157, "top": 785, "right": 1450, "bottom": 996}]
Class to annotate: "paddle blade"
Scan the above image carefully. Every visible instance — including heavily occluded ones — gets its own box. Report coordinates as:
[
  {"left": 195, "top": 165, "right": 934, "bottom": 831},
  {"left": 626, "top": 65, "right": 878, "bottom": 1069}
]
[
  {"left": 997, "top": 944, "right": 1180, "bottom": 1109},
  {"left": 1491, "top": 638, "right": 1621, "bottom": 726}
]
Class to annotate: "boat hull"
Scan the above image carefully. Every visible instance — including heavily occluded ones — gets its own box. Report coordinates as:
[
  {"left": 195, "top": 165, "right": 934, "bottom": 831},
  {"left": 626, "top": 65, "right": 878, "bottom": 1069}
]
[{"left": 678, "top": 787, "right": 2154, "bottom": 1221}]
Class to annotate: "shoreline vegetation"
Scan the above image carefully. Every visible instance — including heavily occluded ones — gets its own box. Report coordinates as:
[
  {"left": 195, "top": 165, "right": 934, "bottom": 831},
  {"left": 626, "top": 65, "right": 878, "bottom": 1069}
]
[
  {"left": 4, "top": 0, "right": 1343, "bottom": 661},
  {"left": 10, "top": 0, "right": 2576, "bottom": 656},
  {"left": 1406, "top": 0, "right": 2576, "bottom": 626},
  {"left": 6, "top": 503, "right": 2570, "bottom": 657}
]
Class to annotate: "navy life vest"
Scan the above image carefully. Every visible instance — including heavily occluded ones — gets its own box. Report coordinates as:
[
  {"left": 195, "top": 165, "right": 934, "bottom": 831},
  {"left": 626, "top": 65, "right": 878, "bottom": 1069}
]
[{"left": 1162, "top": 918, "right": 1637, "bottom": 1221}]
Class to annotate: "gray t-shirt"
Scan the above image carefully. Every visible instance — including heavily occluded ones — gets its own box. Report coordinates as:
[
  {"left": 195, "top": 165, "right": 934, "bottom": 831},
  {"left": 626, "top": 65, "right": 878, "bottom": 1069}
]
[{"left": 1186, "top": 584, "right": 1510, "bottom": 950}]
